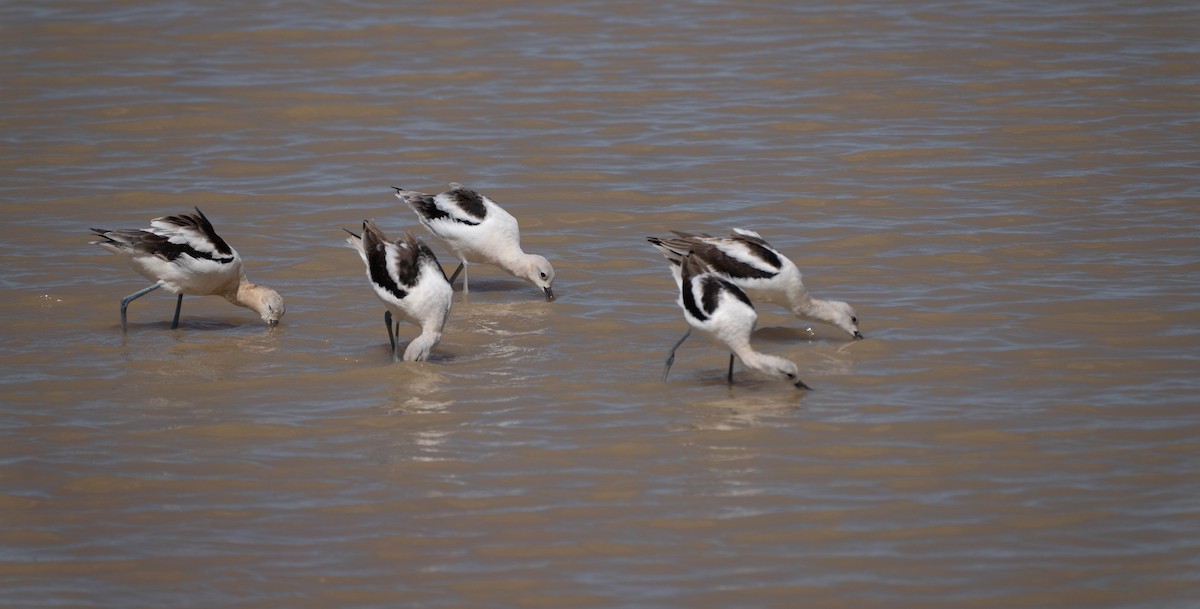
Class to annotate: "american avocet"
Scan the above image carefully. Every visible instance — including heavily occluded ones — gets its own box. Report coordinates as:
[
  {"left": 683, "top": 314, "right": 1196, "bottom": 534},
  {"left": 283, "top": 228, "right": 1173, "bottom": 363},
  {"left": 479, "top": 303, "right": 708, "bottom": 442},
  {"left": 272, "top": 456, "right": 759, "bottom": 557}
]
[
  {"left": 664, "top": 253, "right": 811, "bottom": 389},
  {"left": 394, "top": 183, "right": 555, "bottom": 301},
  {"left": 90, "top": 208, "right": 285, "bottom": 332},
  {"left": 648, "top": 229, "right": 862, "bottom": 340},
  {"left": 345, "top": 219, "right": 452, "bottom": 362}
]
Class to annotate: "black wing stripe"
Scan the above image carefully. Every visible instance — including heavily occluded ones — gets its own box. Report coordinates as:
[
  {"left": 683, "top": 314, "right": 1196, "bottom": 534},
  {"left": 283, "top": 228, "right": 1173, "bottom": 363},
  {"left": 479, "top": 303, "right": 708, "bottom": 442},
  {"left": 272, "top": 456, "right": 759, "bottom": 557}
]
[
  {"left": 682, "top": 276, "right": 708, "bottom": 322},
  {"left": 154, "top": 208, "right": 235, "bottom": 257},
  {"left": 411, "top": 195, "right": 480, "bottom": 227},
  {"left": 414, "top": 237, "right": 450, "bottom": 282},
  {"left": 695, "top": 242, "right": 776, "bottom": 280},
  {"left": 190, "top": 208, "right": 234, "bottom": 256},
  {"left": 700, "top": 276, "right": 723, "bottom": 317},
  {"left": 723, "top": 277, "right": 754, "bottom": 309},
  {"left": 391, "top": 232, "right": 429, "bottom": 289},
  {"left": 446, "top": 186, "right": 487, "bottom": 220},
  {"left": 91, "top": 228, "right": 234, "bottom": 264},
  {"left": 363, "top": 225, "right": 408, "bottom": 300},
  {"left": 680, "top": 254, "right": 708, "bottom": 322},
  {"left": 740, "top": 240, "right": 782, "bottom": 271},
  {"left": 157, "top": 238, "right": 235, "bottom": 264}
]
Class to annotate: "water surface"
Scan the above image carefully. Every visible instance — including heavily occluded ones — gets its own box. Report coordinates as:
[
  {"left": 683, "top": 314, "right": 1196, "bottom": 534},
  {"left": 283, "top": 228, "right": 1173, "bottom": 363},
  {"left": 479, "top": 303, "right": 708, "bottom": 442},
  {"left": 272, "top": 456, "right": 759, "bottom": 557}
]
[{"left": 2, "top": 1, "right": 1198, "bottom": 607}]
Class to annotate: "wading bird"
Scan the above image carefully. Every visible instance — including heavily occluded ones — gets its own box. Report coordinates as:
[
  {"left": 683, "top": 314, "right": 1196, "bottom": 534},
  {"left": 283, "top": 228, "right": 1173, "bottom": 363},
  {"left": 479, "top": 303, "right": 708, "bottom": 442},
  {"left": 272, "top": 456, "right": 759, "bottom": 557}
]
[
  {"left": 90, "top": 208, "right": 284, "bottom": 332},
  {"left": 395, "top": 183, "right": 555, "bottom": 301},
  {"left": 649, "top": 228, "right": 862, "bottom": 340},
  {"left": 664, "top": 252, "right": 811, "bottom": 389},
  {"left": 345, "top": 219, "right": 453, "bottom": 362}
]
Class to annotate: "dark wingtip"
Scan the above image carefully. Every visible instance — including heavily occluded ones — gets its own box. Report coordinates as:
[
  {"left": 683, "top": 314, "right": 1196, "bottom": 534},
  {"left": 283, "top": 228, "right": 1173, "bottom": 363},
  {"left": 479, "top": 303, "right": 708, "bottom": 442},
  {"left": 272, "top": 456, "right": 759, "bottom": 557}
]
[{"left": 680, "top": 251, "right": 706, "bottom": 280}]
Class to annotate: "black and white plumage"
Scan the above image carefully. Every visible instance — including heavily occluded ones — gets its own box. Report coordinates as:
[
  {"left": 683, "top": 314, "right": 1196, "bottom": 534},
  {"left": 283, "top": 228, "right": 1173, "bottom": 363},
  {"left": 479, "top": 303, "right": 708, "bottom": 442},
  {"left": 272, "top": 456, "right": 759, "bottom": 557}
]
[
  {"left": 394, "top": 183, "right": 555, "bottom": 301},
  {"left": 90, "top": 208, "right": 285, "bottom": 332},
  {"left": 648, "top": 228, "right": 862, "bottom": 340},
  {"left": 345, "top": 219, "right": 453, "bottom": 362},
  {"left": 663, "top": 253, "right": 810, "bottom": 389}
]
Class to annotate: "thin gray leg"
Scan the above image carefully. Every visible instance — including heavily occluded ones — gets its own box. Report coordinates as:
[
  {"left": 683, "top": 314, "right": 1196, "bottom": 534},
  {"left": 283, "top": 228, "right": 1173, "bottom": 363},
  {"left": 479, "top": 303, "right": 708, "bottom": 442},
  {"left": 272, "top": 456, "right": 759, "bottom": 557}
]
[
  {"left": 120, "top": 283, "right": 161, "bottom": 333},
  {"left": 392, "top": 321, "right": 401, "bottom": 362},
  {"left": 384, "top": 310, "right": 397, "bottom": 359},
  {"left": 448, "top": 262, "right": 465, "bottom": 285},
  {"left": 662, "top": 330, "right": 690, "bottom": 382},
  {"left": 170, "top": 293, "right": 183, "bottom": 329},
  {"left": 726, "top": 353, "right": 735, "bottom": 385}
]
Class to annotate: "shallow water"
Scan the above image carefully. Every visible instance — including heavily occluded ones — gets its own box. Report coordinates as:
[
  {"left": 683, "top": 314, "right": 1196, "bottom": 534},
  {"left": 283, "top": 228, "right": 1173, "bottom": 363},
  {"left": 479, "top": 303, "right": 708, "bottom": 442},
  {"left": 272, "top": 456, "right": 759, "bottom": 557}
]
[{"left": 2, "top": 1, "right": 1199, "bottom": 607}]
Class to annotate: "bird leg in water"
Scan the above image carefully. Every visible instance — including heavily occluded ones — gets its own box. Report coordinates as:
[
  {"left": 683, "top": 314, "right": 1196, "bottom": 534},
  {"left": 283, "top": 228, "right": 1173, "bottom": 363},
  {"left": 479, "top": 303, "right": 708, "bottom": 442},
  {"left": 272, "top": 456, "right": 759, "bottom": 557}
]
[
  {"left": 727, "top": 353, "right": 735, "bottom": 385},
  {"left": 170, "top": 294, "right": 183, "bottom": 329},
  {"left": 384, "top": 310, "right": 399, "bottom": 362},
  {"left": 119, "top": 283, "right": 162, "bottom": 333},
  {"left": 662, "top": 330, "right": 691, "bottom": 382}
]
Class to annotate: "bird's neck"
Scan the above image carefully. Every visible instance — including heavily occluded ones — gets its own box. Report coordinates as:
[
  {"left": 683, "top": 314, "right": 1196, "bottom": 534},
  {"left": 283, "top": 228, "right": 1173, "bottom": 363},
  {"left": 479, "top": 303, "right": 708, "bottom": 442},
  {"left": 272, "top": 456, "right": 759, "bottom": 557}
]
[
  {"left": 225, "top": 274, "right": 258, "bottom": 310},
  {"left": 493, "top": 247, "right": 536, "bottom": 274},
  {"left": 789, "top": 294, "right": 837, "bottom": 323},
  {"left": 736, "top": 349, "right": 796, "bottom": 380},
  {"left": 403, "top": 327, "right": 444, "bottom": 362}
]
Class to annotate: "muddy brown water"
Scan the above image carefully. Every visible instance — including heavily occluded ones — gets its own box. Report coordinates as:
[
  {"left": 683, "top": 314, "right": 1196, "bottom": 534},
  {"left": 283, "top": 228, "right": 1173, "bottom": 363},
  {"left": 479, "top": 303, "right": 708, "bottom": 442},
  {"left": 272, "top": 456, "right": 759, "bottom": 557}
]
[{"left": 2, "top": 2, "right": 1198, "bottom": 607}]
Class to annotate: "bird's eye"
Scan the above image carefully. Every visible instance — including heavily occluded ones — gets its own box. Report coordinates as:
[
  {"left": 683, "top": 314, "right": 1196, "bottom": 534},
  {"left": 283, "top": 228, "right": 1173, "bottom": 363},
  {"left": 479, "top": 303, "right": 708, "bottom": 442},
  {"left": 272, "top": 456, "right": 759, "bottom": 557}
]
[
  {"left": 851, "top": 316, "right": 859, "bottom": 325},
  {"left": 539, "top": 272, "right": 548, "bottom": 279}
]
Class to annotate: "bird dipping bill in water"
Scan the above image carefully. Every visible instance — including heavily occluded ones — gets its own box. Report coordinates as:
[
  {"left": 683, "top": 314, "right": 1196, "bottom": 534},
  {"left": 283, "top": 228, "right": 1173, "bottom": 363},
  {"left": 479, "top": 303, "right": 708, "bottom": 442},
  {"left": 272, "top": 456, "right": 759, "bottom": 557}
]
[
  {"left": 90, "top": 208, "right": 285, "bottom": 332},
  {"left": 345, "top": 219, "right": 453, "bottom": 362},
  {"left": 648, "top": 228, "right": 862, "bottom": 340},
  {"left": 394, "top": 183, "right": 555, "bottom": 301},
  {"left": 664, "top": 252, "right": 811, "bottom": 389}
]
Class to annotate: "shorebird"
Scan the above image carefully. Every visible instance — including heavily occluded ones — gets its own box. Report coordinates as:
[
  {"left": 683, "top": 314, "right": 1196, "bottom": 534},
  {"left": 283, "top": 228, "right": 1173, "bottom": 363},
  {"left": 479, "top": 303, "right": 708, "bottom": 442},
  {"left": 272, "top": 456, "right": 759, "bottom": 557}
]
[
  {"left": 648, "top": 228, "right": 862, "bottom": 340},
  {"left": 90, "top": 208, "right": 285, "bottom": 332},
  {"left": 664, "top": 253, "right": 811, "bottom": 389},
  {"left": 345, "top": 219, "right": 453, "bottom": 362},
  {"left": 394, "top": 183, "right": 555, "bottom": 301}
]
